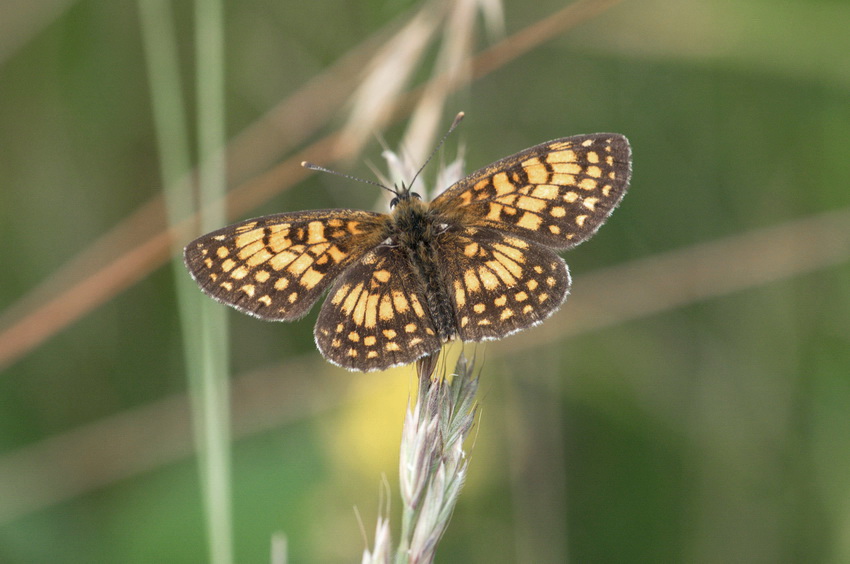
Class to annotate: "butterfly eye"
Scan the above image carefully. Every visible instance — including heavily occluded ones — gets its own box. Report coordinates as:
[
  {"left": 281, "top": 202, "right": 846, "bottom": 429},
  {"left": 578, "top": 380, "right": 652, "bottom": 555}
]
[
  {"left": 411, "top": 192, "right": 422, "bottom": 200},
  {"left": 389, "top": 196, "right": 400, "bottom": 208}
]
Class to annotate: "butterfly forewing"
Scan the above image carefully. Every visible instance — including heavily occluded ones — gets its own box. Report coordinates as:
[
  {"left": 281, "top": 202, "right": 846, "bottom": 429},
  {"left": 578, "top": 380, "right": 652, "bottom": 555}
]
[
  {"left": 314, "top": 245, "right": 442, "bottom": 371},
  {"left": 183, "top": 209, "right": 387, "bottom": 320},
  {"left": 431, "top": 134, "right": 631, "bottom": 249},
  {"left": 435, "top": 226, "right": 571, "bottom": 341}
]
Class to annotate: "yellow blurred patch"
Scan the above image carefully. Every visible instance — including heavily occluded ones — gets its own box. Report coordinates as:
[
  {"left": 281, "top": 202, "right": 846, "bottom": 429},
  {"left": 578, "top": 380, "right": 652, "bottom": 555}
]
[
  {"left": 319, "top": 343, "right": 471, "bottom": 478},
  {"left": 319, "top": 365, "right": 413, "bottom": 479}
]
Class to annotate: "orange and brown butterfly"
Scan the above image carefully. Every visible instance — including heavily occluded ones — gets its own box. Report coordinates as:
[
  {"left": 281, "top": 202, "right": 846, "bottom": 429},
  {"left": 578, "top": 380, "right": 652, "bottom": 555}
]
[{"left": 184, "top": 122, "right": 631, "bottom": 372}]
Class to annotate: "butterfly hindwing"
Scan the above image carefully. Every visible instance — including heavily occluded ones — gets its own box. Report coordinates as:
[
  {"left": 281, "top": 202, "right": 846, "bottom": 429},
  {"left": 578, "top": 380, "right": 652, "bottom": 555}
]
[
  {"left": 434, "top": 226, "right": 571, "bottom": 342},
  {"left": 183, "top": 209, "right": 387, "bottom": 320},
  {"left": 431, "top": 134, "right": 631, "bottom": 249},
  {"left": 314, "top": 244, "right": 442, "bottom": 371}
]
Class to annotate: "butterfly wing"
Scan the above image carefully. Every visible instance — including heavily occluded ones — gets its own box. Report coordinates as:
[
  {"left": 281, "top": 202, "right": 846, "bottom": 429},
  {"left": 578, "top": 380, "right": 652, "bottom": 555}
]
[
  {"left": 183, "top": 209, "right": 387, "bottom": 320},
  {"left": 430, "top": 134, "right": 631, "bottom": 250},
  {"left": 314, "top": 244, "right": 442, "bottom": 371},
  {"left": 433, "top": 225, "right": 571, "bottom": 342}
]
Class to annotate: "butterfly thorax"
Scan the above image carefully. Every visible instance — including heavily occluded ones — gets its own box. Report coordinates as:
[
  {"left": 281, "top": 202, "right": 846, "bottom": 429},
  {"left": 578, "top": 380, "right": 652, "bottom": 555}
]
[{"left": 387, "top": 190, "right": 458, "bottom": 342}]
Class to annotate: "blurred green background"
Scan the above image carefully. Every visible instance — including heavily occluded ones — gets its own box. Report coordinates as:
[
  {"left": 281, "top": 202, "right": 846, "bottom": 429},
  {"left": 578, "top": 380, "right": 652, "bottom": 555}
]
[{"left": 2, "top": 0, "right": 849, "bottom": 562}]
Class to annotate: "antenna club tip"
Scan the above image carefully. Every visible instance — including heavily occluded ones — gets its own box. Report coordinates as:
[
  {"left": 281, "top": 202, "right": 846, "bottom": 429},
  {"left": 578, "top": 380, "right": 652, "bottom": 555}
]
[{"left": 452, "top": 112, "right": 465, "bottom": 127}]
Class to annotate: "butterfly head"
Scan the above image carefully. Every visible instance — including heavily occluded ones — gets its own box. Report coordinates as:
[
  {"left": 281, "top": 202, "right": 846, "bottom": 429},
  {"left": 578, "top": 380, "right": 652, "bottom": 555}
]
[{"left": 389, "top": 183, "right": 423, "bottom": 209}]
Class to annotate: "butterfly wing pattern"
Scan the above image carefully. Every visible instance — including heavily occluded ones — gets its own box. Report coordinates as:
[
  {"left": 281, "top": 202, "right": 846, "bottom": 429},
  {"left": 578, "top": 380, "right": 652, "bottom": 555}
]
[
  {"left": 428, "top": 133, "right": 632, "bottom": 342},
  {"left": 431, "top": 226, "right": 572, "bottom": 343},
  {"left": 184, "top": 133, "right": 631, "bottom": 371},
  {"left": 183, "top": 209, "right": 386, "bottom": 320},
  {"left": 313, "top": 244, "right": 443, "bottom": 369}
]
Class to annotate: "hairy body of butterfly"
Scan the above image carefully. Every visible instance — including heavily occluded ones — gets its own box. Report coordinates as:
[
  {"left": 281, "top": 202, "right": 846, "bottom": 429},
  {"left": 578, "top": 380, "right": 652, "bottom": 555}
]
[
  {"left": 390, "top": 193, "right": 457, "bottom": 342},
  {"left": 184, "top": 133, "right": 632, "bottom": 371}
]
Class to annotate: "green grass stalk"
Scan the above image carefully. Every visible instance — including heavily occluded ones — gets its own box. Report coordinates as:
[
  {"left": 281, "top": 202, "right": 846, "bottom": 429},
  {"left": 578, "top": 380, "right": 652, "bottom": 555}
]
[
  {"left": 138, "top": 0, "right": 233, "bottom": 562},
  {"left": 192, "top": 0, "right": 233, "bottom": 562}
]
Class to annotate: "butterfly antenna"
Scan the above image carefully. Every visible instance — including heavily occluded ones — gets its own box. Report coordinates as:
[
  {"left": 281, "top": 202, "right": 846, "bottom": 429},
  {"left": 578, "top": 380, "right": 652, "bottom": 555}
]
[
  {"left": 407, "top": 111, "right": 465, "bottom": 191},
  {"left": 301, "top": 161, "right": 398, "bottom": 196}
]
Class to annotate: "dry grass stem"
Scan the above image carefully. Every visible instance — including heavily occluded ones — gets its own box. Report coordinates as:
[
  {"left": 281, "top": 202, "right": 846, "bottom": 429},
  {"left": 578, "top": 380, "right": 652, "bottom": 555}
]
[
  {"left": 398, "top": 0, "right": 492, "bottom": 169},
  {"left": 340, "top": 6, "right": 443, "bottom": 154},
  {"left": 362, "top": 516, "right": 392, "bottom": 564},
  {"left": 362, "top": 353, "right": 478, "bottom": 563}
]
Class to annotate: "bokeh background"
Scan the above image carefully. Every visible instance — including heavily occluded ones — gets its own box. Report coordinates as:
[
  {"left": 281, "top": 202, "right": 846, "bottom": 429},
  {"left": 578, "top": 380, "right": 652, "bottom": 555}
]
[{"left": 2, "top": 0, "right": 849, "bottom": 562}]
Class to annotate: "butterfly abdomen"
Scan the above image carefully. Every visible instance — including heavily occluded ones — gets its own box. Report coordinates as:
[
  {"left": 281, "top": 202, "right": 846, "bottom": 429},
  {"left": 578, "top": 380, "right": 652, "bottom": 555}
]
[
  {"left": 411, "top": 240, "right": 458, "bottom": 342},
  {"left": 391, "top": 196, "right": 458, "bottom": 343}
]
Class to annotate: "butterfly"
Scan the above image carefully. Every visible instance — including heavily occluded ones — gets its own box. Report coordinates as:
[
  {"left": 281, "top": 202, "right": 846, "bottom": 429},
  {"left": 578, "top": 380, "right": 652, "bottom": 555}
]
[{"left": 184, "top": 132, "right": 631, "bottom": 371}]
